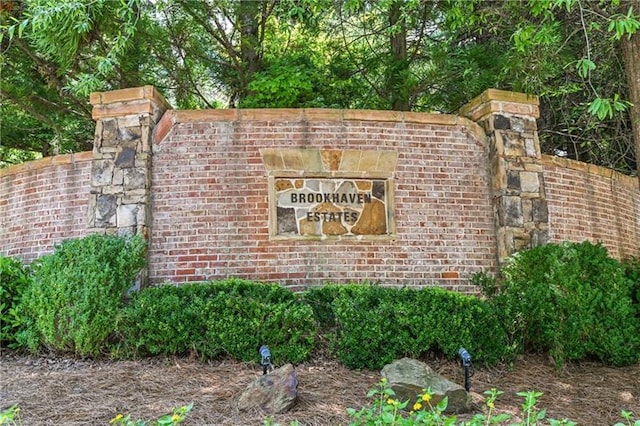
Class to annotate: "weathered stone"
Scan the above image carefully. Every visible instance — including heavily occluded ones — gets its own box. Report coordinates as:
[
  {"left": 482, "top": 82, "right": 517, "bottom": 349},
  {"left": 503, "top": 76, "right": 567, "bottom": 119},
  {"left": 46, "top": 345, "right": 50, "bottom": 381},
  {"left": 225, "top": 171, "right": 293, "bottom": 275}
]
[
  {"left": 372, "top": 180, "right": 385, "bottom": 200},
  {"left": 101, "top": 119, "right": 118, "bottom": 146},
  {"left": 352, "top": 199, "right": 387, "bottom": 235},
  {"left": 320, "top": 150, "right": 342, "bottom": 171},
  {"left": 493, "top": 114, "right": 510, "bottom": 130},
  {"left": 115, "top": 147, "right": 136, "bottom": 168},
  {"left": 275, "top": 179, "right": 294, "bottom": 192},
  {"left": 96, "top": 194, "right": 117, "bottom": 226},
  {"left": 277, "top": 207, "right": 297, "bottom": 234},
  {"left": 92, "top": 160, "right": 114, "bottom": 186},
  {"left": 118, "top": 126, "right": 142, "bottom": 142},
  {"left": 503, "top": 133, "right": 525, "bottom": 157},
  {"left": 123, "top": 168, "right": 147, "bottom": 190},
  {"left": 531, "top": 229, "right": 549, "bottom": 247},
  {"left": 381, "top": 358, "right": 471, "bottom": 414},
  {"left": 117, "top": 204, "right": 139, "bottom": 227},
  {"left": 237, "top": 363, "right": 298, "bottom": 414},
  {"left": 499, "top": 196, "right": 523, "bottom": 227},
  {"left": 506, "top": 171, "right": 520, "bottom": 190},
  {"left": 532, "top": 199, "right": 549, "bottom": 222},
  {"left": 520, "top": 172, "right": 540, "bottom": 193}
]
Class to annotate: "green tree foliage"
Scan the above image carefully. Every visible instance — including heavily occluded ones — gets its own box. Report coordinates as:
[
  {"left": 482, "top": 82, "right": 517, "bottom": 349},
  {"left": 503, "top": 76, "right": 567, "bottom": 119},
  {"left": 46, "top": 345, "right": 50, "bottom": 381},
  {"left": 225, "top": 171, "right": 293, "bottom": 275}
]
[{"left": 1, "top": 0, "right": 638, "bottom": 174}]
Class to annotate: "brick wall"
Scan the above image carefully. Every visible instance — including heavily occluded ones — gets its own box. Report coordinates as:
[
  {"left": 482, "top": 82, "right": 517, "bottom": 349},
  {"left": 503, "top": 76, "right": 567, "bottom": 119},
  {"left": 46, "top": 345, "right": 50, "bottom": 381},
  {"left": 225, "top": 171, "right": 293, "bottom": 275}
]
[
  {"left": 542, "top": 155, "right": 640, "bottom": 259},
  {"left": 2, "top": 87, "right": 638, "bottom": 292},
  {"left": 0, "top": 152, "right": 92, "bottom": 262},
  {"left": 149, "top": 110, "right": 495, "bottom": 290}
]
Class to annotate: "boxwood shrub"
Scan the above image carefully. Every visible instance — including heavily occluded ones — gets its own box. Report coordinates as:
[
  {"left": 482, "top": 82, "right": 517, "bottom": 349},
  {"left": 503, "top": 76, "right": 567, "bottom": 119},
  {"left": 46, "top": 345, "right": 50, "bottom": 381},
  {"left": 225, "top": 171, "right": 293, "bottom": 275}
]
[
  {"left": 492, "top": 241, "right": 640, "bottom": 367},
  {"left": 15, "top": 234, "right": 146, "bottom": 356},
  {"left": 118, "top": 279, "right": 316, "bottom": 364},
  {"left": 304, "top": 284, "right": 508, "bottom": 370},
  {"left": 0, "top": 256, "right": 31, "bottom": 348}
]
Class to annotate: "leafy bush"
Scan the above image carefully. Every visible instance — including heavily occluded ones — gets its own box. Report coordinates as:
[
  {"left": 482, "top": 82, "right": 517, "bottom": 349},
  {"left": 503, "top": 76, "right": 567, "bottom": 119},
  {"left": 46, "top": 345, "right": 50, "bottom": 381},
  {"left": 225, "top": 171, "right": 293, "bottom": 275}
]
[
  {"left": 118, "top": 279, "right": 316, "bottom": 364},
  {"left": 0, "top": 256, "right": 31, "bottom": 348},
  {"left": 622, "top": 257, "right": 640, "bottom": 313},
  {"left": 15, "top": 233, "right": 146, "bottom": 356},
  {"left": 490, "top": 241, "right": 640, "bottom": 367},
  {"left": 315, "top": 284, "right": 508, "bottom": 370}
]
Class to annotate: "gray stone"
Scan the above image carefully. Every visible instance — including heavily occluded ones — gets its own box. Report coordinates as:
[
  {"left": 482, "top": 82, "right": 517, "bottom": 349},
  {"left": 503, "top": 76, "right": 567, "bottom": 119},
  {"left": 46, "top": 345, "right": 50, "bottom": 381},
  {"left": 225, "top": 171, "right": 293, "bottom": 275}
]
[
  {"left": 532, "top": 199, "right": 549, "bottom": 222},
  {"left": 118, "top": 126, "right": 142, "bottom": 142},
  {"left": 493, "top": 114, "right": 510, "bottom": 130},
  {"left": 238, "top": 363, "right": 298, "bottom": 414},
  {"left": 277, "top": 207, "right": 297, "bottom": 234},
  {"left": 123, "top": 168, "right": 147, "bottom": 190},
  {"left": 117, "top": 204, "right": 139, "bottom": 227},
  {"left": 96, "top": 194, "right": 117, "bottom": 222},
  {"left": 520, "top": 172, "right": 540, "bottom": 193},
  {"left": 92, "top": 160, "right": 114, "bottom": 186},
  {"left": 500, "top": 196, "right": 523, "bottom": 227},
  {"left": 115, "top": 147, "right": 136, "bottom": 168},
  {"left": 381, "top": 358, "right": 471, "bottom": 414}
]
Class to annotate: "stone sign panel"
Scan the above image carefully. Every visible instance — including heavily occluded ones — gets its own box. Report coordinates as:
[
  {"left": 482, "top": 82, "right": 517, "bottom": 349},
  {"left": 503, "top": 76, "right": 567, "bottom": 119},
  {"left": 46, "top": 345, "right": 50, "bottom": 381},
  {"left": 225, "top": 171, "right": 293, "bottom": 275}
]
[
  {"left": 274, "top": 177, "right": 389, "bottom": 237},
  {"left": 260, "top": 148, "right": 398, "bottom": 240}
]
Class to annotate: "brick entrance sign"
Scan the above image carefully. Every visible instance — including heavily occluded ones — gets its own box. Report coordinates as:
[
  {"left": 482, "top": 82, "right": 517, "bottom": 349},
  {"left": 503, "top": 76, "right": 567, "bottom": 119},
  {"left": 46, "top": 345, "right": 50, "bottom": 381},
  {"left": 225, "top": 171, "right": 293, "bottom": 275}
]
[{"left": 2, "top": 87, "right": 638, "bottom": 291}]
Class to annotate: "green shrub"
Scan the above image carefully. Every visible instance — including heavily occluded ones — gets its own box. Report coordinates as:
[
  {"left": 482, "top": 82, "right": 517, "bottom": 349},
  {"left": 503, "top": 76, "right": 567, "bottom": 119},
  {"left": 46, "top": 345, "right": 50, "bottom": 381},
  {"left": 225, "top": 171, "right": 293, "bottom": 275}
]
[
  {"left": 328, "top": 284, "right": 508, "bottom": 370},
  {"left": 0, "top": 256, "right": 31, "bottom": 348},
  {"left": 15, "top": 233, "right": 146, "bottom": 356},
  {"left": 118, "top": 279, "right": 316, "bottom": 364},
  {"left": 493, "top": 241, "right": 640, "bottom": 367},
  {"left": 622, "top": 257, "right": 640, "bottom": 313}
]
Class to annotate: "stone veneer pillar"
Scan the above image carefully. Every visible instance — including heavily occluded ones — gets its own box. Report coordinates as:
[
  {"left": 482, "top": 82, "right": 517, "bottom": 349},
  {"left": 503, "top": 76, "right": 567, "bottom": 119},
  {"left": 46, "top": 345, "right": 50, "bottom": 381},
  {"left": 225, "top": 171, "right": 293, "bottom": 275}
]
[
  {"left": 460, "top": 89, "right": 549, "bottom": 265},
  {"left": 89, "top": 86, "right": 170, "bottom": 285}
]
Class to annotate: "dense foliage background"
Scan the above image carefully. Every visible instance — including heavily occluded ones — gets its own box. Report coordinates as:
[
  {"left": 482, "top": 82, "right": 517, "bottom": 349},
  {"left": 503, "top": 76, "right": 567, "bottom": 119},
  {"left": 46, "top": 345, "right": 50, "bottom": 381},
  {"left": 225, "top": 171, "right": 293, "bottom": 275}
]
[{"left": 1, "top": 0, "right": 639, "bottom": 174}]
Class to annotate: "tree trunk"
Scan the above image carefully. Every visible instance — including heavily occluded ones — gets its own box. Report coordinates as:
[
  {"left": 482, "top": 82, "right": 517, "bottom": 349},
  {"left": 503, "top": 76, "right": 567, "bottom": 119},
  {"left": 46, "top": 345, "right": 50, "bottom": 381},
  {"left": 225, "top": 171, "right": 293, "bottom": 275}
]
[
  {"left": 388, "top": 0, "right": 410, "bottom": 111},
  {"left": 620, "top": 1, "right": 640, "bottom": 179},
  {"left": 238, "top": 0, "right": 261, "bottom": 101}
]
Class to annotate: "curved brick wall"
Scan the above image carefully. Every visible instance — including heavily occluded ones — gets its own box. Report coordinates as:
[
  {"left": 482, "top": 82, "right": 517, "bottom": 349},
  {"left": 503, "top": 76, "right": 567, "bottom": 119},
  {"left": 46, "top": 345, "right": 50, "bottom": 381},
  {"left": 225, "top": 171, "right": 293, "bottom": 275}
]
[
  {"left": 542, "top": 155, "right": 640, "bottom": 258},
  {"left": 149, "top": 110, "right": 495, "bottom": 290},
  {"left": 0, "top": 153, "right": 92, "bottom": 262},
  {"left": 2, "top": 86, "right": 638, "bottom": 291}
]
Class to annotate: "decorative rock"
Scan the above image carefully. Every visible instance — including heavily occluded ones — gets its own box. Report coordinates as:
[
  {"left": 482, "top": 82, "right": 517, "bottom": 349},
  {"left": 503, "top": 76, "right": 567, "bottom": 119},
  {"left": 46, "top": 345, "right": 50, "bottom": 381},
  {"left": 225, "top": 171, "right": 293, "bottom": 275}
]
[
  {"left": 237, "top": 363, "right": 298, "bottom": 414},
  {"left": 381, "top": 358, "right": 471, "bottom": 414}
]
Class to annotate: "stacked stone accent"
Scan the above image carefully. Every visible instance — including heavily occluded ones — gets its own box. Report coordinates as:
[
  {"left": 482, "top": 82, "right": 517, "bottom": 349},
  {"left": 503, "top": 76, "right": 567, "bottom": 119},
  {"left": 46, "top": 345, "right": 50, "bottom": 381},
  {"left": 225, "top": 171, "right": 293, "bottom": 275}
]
[
  {"left": 261, "top": 148, "right": 398, "bottom": 239},
  {"left": 89, "top": 86, "right": 170, "bottom": 285},
  {"left": 460, "top": 89, "right": 549, "bottom": 265}
]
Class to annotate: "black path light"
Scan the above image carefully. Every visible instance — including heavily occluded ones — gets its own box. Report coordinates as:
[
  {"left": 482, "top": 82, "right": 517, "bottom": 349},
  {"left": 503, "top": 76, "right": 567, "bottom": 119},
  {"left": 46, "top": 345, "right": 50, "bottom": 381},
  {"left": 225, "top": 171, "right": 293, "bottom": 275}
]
[
  {"left": 259, "top": 345, "right": 274, "bottom": 375},
  {"left": 458, "top": 347, "right": 473, "bottom": 392}
]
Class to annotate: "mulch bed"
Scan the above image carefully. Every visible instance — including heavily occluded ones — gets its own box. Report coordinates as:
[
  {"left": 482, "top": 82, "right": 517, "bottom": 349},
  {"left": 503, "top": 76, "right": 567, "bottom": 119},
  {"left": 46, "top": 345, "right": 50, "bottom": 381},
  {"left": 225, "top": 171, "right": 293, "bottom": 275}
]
[{"left": 1, "top": 351, "right": 638, "bottom": 425}]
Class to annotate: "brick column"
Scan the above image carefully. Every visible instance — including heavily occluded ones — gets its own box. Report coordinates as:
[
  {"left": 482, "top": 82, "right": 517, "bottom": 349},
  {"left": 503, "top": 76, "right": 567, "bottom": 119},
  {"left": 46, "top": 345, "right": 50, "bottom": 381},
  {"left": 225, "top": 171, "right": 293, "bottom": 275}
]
[
  {"left": 89, "top": 86, "right": 170, "bottom": 285},
  {"left": 460, "top": 89, "right": 549, "bottom": 265}
]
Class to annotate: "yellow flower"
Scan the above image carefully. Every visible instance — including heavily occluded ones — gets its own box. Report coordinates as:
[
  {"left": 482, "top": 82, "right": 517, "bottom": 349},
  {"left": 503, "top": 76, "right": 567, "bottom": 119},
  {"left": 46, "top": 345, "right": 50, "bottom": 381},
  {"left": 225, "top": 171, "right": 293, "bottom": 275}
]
[
  {"left": 488, "top": 401, "right": 495, "bottom": 409},
  {"left": 422, "top": 393, "right": 432, "bottom": 402},
  {"left": 413, "top": 402, "right": 423, "bottom": 411},
  {"left": 387, "top": 398, "right": 398, "bottom": 407},
  {"left": 171, "top": 413, "right": 181, "bottom": 422},
  {"left": 110, "top": 414, "right": 124, "bottom": 424}
]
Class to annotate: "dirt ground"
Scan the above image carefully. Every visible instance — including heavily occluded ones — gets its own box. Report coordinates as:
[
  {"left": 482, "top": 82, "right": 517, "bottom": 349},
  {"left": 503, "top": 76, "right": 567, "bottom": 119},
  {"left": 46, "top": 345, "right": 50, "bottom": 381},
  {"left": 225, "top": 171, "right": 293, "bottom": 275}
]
[{"left": 1, "top": 350, "right": 638, "bottom": 426}]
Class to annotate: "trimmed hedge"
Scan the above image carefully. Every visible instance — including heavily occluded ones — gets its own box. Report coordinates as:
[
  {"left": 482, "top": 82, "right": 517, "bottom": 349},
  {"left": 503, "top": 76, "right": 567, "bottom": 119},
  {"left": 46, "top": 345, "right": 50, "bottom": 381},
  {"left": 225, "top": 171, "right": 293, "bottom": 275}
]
[
  {"left": 303, "top": 284, "right": 508, "bottom": 370},
  {"left": 117, "top": 279, "right": 316, "bottom": 364}
]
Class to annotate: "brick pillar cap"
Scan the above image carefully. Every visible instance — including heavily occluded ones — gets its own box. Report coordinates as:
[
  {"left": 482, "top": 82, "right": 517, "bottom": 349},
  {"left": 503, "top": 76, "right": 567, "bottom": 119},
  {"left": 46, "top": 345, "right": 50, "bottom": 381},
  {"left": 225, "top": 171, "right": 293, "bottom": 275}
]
[
  {"left": 459, "top": 88, "right": 540, "bottom": 122},
  {"left": 89, "top": 86, "right": 172, "bottom": 120}
]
